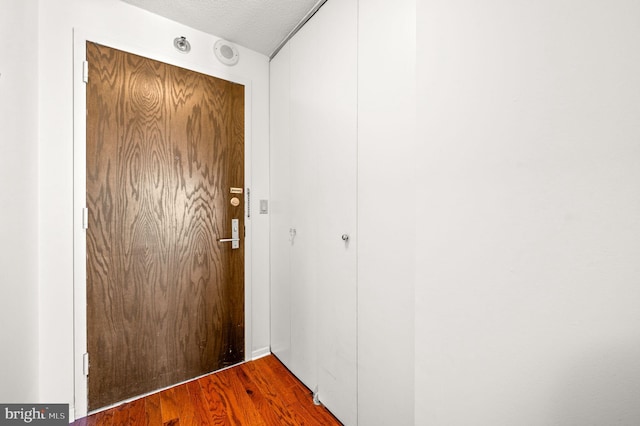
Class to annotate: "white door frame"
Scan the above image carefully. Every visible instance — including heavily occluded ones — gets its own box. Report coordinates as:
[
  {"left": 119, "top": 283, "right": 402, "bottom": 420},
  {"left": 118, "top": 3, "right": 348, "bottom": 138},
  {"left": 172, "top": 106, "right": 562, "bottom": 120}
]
[{"left": 72, "top": 28, "right": 253, "bottom": 419}]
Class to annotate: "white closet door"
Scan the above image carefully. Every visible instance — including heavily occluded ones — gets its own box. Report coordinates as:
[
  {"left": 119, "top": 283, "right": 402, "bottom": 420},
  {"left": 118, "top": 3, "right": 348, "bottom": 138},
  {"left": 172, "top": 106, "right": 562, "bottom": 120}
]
[
  {"left": 269, "top": 45, "right": 292, "bottom": 366},
  {"left": 289, "top": 30, "right": 320, "bottom": 389},
  {"left": 270, "top": 40, "right": 319, "bottom": 389},
  {"left": 270, "top": 0, "right": 358, "bottom": 423},
  {"left": 308, "top": 1, "right": 358, "bottom": 425},
  {"left": 291, "top": 0, "right": 358, "bottom": 423}
]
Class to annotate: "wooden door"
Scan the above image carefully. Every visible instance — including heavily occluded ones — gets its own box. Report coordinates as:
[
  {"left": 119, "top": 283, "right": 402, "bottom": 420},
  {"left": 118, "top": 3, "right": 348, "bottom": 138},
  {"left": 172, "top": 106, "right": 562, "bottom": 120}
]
[{"left": 86, "top": 42, "right": 245, "bottom": 410}]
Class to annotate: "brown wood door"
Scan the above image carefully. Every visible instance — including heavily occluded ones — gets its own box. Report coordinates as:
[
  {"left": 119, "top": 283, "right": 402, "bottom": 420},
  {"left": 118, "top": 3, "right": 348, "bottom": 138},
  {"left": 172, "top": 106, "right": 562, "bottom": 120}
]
[{"left": 86, "top": 42, "right": 245, "bottom": 411}]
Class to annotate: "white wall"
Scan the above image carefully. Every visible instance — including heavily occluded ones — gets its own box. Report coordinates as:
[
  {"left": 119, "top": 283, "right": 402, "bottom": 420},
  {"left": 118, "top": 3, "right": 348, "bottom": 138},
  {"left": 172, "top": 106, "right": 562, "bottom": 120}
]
[
  {"left": 357, "top": 0, "right": 416, "bottom": 425},
  {"left": 0, "top": 0, "right": 40, "bottom": 403},
  {"left": 416, "top": 0, "right": 640, "bottom": 424},
  {"left": 38, "top": 0, "right": 269, "bottom": 417}
]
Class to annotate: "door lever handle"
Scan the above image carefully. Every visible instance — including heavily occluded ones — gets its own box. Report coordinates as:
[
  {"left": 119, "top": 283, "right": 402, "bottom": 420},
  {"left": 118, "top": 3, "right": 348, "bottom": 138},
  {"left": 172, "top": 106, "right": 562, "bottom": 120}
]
[
  {"left": 220, "top": 218, "right": 240, "bottom": 249},
  {"left": 218, "top": 238, "right": 240, "bottom": 243}
]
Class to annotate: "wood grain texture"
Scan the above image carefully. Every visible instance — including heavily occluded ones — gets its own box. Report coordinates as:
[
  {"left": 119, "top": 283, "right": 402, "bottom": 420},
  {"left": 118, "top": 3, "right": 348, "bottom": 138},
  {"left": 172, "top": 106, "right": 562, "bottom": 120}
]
[
  {"left": 197, "top": 370, "right": 233, "bottom": 425},
  {"left": 159, "top": 387, "right": 181, "bottom": 424},
  {"left": 73, "top": 355, "right": 342, "bottom": 426},
  {"left": 86, "top": 41, "right": 245, "bottom": 410},
  {"left": 145, "top": 393, "right": 163, "bottom": 426},
  {"left": 112, "top": 398, "right": 146, "bottom": 426}
]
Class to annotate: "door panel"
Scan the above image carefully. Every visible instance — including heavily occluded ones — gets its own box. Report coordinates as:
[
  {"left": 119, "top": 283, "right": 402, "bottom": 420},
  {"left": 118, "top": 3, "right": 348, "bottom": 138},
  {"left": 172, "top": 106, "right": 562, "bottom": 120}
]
[
  {"left": 269, "top": 45, "right": 293, "bottom": 366},
  {"left": 289, "top": 30, "right": 320, "bottom": 391},
  {"left": 308, "top": 1, "right": 358, "bottom": 424},
  {"left": 270, "top": 0, "right": 358, "bottom": 423},
  {"left": 86, "top": 42, "right": 244, "bottom": 410}
]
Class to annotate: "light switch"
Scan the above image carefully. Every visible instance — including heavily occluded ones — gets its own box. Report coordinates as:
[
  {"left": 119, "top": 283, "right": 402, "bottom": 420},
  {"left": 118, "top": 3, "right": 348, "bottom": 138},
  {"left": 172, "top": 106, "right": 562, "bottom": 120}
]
[{"left": 259, "top": 199, "right": 269, "bottom": 214}]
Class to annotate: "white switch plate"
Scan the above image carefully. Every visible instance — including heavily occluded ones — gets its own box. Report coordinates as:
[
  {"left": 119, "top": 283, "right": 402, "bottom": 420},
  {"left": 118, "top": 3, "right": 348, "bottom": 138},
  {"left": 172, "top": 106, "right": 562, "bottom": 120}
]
[{"left": 259, "top": 199, "right": 269, "bottom": 214}]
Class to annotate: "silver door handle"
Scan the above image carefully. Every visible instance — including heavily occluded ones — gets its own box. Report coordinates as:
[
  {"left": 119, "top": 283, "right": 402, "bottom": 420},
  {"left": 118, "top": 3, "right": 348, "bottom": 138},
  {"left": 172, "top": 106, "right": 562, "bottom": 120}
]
[{"left": 219, "top": 218, "right": 240, "bottom": 249}]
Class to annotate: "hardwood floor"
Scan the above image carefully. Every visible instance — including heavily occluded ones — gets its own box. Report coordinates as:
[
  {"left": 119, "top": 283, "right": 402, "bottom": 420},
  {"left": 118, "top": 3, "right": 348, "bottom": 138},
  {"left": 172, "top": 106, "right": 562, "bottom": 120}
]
[{"left": 72, "top": 355, "right": 342, "bottom": 425}]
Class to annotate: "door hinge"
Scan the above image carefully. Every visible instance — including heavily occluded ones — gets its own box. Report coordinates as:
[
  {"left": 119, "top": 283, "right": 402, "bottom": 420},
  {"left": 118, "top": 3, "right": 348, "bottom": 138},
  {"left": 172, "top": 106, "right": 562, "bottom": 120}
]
[
  {"left": 82, "top": 61, "right": 89, "bottom": 83},
  {"left": 246, "top": 187, "right": 251, "bottom": 218},
  {"left": 83, "top": 352, "right": 89, "bottom": 376},
  {"left": 82, "top": 207, "right": 89, "bottom": 230}
]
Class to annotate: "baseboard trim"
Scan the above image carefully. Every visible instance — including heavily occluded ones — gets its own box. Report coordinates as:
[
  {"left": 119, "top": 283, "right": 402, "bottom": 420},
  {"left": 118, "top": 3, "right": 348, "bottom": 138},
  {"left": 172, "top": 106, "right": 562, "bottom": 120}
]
[{"left": 252, "top": 347, "right": 271, "bottom": 360}]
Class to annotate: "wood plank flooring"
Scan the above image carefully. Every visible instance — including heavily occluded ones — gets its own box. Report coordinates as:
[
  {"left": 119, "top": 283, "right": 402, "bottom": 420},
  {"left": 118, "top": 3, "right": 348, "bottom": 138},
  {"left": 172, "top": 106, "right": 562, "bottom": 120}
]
[{"left": 72, "top": 355, "right": 342, "bottom": 426}]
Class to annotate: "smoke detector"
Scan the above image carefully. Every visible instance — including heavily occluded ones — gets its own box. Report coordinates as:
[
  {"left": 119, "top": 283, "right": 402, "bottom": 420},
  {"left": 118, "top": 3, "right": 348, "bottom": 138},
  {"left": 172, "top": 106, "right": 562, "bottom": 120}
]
[{"left": 214, "top": 39, "right": 239, "bottom": 66}]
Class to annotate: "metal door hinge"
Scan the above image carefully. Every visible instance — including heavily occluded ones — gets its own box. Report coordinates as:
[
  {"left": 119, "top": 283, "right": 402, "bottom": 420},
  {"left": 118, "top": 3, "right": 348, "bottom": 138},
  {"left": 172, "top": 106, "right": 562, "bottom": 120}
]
[
  {"left": 247, "top": 188, "right": 251, "bottom": 218},
  {"left": 82, "top": 207, "right": 89, "bottom": 230},
  {"left": 82, "top": 61, "right": 89, "bottom": 83},
  {"left": 83, "top": 353, "right": 89, "bottom": 376}
]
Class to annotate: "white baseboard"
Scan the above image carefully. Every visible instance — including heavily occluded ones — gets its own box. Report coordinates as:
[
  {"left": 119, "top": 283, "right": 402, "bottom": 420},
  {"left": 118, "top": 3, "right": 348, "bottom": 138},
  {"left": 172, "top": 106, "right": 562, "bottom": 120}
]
[{"left": 252, "top": 347, "right": 271, "bottom": 360}]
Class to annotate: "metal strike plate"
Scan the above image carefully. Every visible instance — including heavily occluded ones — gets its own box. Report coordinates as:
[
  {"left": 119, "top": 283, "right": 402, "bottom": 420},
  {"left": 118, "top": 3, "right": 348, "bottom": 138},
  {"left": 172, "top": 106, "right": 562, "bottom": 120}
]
[{"left": 231, "top": 218, "right": 239, "bottom": 249}]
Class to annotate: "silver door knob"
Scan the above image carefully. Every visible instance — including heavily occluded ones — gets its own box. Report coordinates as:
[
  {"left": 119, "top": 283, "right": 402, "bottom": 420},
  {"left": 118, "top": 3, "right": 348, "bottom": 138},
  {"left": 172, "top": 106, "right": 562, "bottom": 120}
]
[{"left": 341, "top": 234, "right": 349, "bottom": 241}]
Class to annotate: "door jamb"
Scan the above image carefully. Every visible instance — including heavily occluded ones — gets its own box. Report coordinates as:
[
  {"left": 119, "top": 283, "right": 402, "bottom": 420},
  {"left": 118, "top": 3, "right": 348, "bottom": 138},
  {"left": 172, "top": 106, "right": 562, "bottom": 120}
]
[{"left": 72, "top": 28, "right": 254, "bottom": 419}]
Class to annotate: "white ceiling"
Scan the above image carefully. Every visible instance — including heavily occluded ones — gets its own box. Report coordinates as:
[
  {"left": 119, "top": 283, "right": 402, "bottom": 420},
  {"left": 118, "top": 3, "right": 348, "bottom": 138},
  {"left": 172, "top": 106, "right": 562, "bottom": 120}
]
[{"left": 121, "top": 0, "right": 324, "bottom": 57}]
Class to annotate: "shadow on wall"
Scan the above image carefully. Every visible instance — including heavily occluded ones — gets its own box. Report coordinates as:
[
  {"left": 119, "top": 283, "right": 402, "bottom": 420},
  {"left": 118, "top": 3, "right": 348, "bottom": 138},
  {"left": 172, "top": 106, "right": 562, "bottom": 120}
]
[{"left": 553, "top": 339, "right": 640, "bottom": 425}]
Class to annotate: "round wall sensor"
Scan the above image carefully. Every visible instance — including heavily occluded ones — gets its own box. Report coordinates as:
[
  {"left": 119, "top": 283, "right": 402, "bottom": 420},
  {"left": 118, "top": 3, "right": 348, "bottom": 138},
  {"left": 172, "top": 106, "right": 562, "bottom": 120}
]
[{"left": 214, "top": 40, "right": 239, "bottom": 66}]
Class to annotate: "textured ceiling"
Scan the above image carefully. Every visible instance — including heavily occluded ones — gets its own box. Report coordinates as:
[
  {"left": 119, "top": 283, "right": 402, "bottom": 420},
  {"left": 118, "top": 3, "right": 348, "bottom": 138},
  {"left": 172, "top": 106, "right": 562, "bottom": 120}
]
[{"left": 121, "top": 0, "right": 323, "bottom": 57}]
